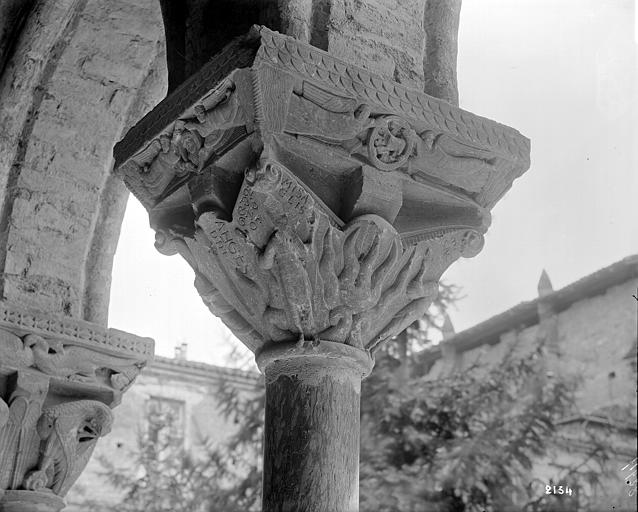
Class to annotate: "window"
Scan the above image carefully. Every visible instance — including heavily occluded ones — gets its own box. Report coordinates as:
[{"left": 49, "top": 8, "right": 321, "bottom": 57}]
[{"left": 146, "top": 396, "right": 185, "bottom": 447}]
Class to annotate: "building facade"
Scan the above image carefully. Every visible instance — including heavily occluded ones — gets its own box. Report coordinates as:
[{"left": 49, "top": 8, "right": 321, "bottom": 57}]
[{"left": 418, "top": 255, "right": 638, "bottom": 509}]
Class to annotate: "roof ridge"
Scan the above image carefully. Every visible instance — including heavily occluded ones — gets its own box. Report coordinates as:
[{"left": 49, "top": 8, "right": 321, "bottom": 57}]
[{"left": 418, "top": 254, "right": 638, "bottom": 359}]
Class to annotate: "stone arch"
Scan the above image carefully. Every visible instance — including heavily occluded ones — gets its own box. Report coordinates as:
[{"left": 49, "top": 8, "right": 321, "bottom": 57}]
[{"left": 0, "top": 0, "right": 167, "bottom": 324}]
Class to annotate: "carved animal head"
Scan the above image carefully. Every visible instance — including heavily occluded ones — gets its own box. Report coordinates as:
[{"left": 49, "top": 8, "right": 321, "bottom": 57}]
[
  {"left": 23, "top": 334, "right": 63, "bottom": 356},
  {"left": 36, "top": 401, "right": 113, "bottom": 441}
]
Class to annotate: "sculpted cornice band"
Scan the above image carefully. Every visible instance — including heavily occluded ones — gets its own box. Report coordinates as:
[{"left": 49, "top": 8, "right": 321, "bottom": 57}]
[
  {"left": 0, "top": 301, "right": 154, "bottom": 358},
  {"left": 115, "top": 26, "right": 529, "bottom": 172},
  {"left": 0, "top": 301, "right": 154, "bottom": 396},
  {"left": 114, "top": 26, "right": 530, "bottom": 215},
  {"left": 253, "top": 27, "right": 529, "bottom": 166}
]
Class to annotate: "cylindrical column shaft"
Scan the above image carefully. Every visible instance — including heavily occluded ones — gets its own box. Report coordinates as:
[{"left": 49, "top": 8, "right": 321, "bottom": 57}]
[{"left": 258, "top": 342, "right": 373, "bottom": 512}]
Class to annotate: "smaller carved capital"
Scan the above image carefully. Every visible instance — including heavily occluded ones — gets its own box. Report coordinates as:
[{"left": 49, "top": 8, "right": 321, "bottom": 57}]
[{"left": 0, "top": 302, "right": 154, "bottom": 506}]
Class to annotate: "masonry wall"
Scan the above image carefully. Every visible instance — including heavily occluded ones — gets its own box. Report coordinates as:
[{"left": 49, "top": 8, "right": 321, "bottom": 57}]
[
  {"left": 0, "top": 0, "right": 165, "bottom": 324},
  {"left": 327, "top": 0, "right": 426, "bottom": 88},
  {"left": 428, "top": 279, "right": 637, "bottom": 415}
]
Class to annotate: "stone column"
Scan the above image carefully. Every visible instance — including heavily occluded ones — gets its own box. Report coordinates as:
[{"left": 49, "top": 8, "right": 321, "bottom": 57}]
[
  {"left": 257, "top": 341, "right": 372, "bottom": 512},
  {"left": 0, "top": 302, "right": 153, "bottom": 512},
  {"left": 114, "top": 26, "right": 530, "bottom": 511}
]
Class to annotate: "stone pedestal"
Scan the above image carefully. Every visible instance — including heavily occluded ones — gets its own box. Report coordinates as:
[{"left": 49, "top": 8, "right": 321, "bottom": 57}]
[
  {"left": 0, "top": 302, "right": 153, "bottom": 511},
  {"left": 114, "top": 26, "right": 530, "bottom": 511}
]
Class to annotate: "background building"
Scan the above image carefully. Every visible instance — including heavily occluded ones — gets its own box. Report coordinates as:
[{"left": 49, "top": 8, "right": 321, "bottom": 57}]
[
  {"left": 67, "top": 255, "right": 637, "bottom": 510},
  {"left": 418, "top": 255, "right": 638, "bottom": 509},
  {"left": 66, "top": 350, "right": 259, "bottom": 510}
]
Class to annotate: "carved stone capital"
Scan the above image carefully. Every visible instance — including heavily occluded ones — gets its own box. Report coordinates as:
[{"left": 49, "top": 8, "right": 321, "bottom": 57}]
[
  {"left": 114, "top": 26, "right": 529, "bottom": 359},
  {"left": 0, "top": 302, "right": 154, "bottom": 509}
]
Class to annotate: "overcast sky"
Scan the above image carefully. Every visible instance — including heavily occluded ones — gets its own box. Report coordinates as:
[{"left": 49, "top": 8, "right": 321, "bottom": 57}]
[{"left": 109, "top": 0, "right": 637, "bottom": 367}]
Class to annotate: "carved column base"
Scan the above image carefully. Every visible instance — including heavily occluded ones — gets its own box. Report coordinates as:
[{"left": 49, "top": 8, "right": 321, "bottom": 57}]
[
  {"left": 257, "top": 341, "right": 373, "bottom": 512},
  {"left": 0, "top": 491, "right": 65, "bottom": 512}
]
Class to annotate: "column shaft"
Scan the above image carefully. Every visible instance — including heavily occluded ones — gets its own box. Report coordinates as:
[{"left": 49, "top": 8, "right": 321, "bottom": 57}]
[
  {"left": 259, "top": 342, "right": 372, "bottom": 512},
  {"left": 264, "top": 366, "right": 360, "bottom": 511}
]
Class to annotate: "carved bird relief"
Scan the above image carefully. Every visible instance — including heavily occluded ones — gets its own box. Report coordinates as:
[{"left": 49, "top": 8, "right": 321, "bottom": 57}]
[
  {"left": 409, "top": 130, "right": 496, "bottom": 193},
  {"left": 23, "top": 400, "right": 112, "bottom": 496},
  {"left": 259, "top": 229, "right": 316, "bottom": 342}
]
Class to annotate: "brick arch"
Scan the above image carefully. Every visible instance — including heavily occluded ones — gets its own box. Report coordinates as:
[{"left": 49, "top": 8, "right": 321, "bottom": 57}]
[{"left": 0, "top": 0, "right": 167, "bottom": 324}]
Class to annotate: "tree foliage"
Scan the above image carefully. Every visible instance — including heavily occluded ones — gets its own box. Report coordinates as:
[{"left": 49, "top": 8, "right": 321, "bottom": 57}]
[{"left": 359, "top": 348, "right": 576, "bottom": 511}]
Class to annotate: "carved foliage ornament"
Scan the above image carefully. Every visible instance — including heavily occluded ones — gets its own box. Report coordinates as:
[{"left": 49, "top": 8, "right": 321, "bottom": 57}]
[{"left": 158, "top": 161, "right": 481, "bottom": 353}]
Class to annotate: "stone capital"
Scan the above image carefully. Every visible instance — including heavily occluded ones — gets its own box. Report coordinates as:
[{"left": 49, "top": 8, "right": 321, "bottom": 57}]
[
  {"left": 114, "top": 26, "right": 530, "bottom": 359},
  {"left": 0, "top": 301, "right": 154, "bottom": 510}
]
